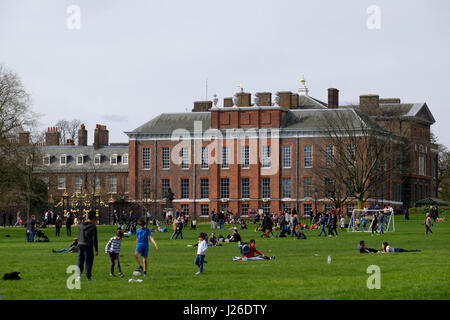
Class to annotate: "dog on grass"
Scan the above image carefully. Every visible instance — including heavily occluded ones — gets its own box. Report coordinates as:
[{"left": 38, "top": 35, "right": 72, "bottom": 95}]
[{"left": 2, "top": 272, "right": 21, "bottom": 280}]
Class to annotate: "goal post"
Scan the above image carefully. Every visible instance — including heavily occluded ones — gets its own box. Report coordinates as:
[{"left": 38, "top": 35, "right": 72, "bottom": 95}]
[{"left": 347, "top": 209, "right": 395, "bottom": 233}]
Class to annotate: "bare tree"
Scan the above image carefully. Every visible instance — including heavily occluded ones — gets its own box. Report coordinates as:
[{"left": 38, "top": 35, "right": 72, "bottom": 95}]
[
  {"left": 0, "top": 64, "right": 42, "bottom": 216},
  {"left": 55, "top": 119, "right": 82, "bottom": 145},
  {"left": 318, "top": 108, "right": 406, "bottom": 209}
]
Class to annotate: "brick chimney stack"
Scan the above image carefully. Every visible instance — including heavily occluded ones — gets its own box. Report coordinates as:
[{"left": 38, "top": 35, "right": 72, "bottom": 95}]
[
  {"left": 223, "top": 97, "right": 233, "bottom": 108},
  {"left": 45, "top": 127, "right": 60, "bottom": 146},
  {"left": 18, "top": 131, "right": 30, "bottom": 145},
  {"left": 276, "top": 91, "right": 293, "bottom": 108},
  {"left": 192, "top": 101, "right": 212, "bottom": 112},
  {"left": 328, "top": 88, "right": 339, "bottom": 108},
  {"left": 359, "top": 94, "right": 380, "bottom": 114},
  {"left": 236, "top": 93, "right": 251, "bottom": 107},
  {"left": 255, "top": 92, "right": 272, "bottom": 106},
  {"left": 94, "top": 124, "right": 109, "bottom": 149},
  {"left": 78, "top": 124, "right": 88, "bottom": 146}
]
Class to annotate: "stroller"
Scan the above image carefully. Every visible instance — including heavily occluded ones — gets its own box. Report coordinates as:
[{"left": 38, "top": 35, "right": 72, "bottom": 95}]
[{"left": 34, "top": 229, "right": 49, "bottom": 242}]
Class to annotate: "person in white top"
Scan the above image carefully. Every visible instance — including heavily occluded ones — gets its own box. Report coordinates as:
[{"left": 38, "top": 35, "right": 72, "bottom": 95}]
[
  {"left": 381, "top": 241, "right": 421, "bottom": 253},
  {"left": 194, "top": 232, "right": 208, "bottom": 275}
]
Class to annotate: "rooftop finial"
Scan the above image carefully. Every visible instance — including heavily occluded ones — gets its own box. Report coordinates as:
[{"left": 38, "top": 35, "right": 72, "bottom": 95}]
[
  {"left": 299, "top": 75, "right": 309, "bottom": 96},
  {"left": 237, "top": 82, "right": 244, "bottom": 93}
]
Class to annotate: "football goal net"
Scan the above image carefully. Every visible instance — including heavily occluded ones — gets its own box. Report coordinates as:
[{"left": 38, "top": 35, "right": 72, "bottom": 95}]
[{"left": 347, "top": 209, "right": 395, "bottom": 233}]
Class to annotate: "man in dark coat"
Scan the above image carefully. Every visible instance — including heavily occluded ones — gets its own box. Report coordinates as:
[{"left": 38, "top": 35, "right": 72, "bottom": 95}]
[{"left": 77, "top": 211, "right": 98, "bottom": 281}]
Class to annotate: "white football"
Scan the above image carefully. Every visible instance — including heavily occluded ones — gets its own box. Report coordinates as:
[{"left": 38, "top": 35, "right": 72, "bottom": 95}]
[{"left": 132, "top": 270, "right": 141, "bottom": 277}]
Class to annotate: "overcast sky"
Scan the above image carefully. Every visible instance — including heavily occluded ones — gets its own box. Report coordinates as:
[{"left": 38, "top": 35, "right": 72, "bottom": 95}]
[{"left": 1, "top": 0, "right": 449, "bottom": 146}]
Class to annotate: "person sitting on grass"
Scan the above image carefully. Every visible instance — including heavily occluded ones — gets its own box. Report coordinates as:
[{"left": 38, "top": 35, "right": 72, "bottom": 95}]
[
  {"left": 225, "top": 228, "right": 242, "bottom": 242},
  {"left": 208, "top": 232, "right": 221, "bottom": 246},
  {"left": 380, "top": 241, "right": 421, "bottom": 253},
  {"left": 240, "top": 239, "right": 275, "bottom": 260},
  {"left": 52, "top": 238, "right": 78, "bottom": 253},
  {"left": 357, "top": 240, "right": 378, "bottom": 253},
  {"left": 239, "top": 218, "right": 247, "bottom": 229}
]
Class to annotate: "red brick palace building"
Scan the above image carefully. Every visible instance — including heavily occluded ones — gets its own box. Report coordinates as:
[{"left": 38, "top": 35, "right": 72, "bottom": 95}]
[{"left": 125, "top": 79, "right": 439, "bottom": 218}]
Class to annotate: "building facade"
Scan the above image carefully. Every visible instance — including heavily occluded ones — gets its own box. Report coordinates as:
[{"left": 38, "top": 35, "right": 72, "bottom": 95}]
[{"left": 125, "top": 79, "right": 439, "bottom": 218}]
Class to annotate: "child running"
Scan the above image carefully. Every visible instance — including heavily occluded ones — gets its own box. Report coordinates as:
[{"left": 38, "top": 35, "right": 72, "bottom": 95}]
[
  {"left": 135, "top": 218, "right": 159, "bottom": 276},
  {"left": 105, "top": 230, "right": 124, "bottom": 277},
  {"left": 194, "top": 232, "right": 208, "bottom": 275}
]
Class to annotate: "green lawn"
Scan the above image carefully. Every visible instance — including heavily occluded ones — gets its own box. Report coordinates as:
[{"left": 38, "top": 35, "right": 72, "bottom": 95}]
[{"left": 0, "top": 215, "right": 449, "bottom": 300}]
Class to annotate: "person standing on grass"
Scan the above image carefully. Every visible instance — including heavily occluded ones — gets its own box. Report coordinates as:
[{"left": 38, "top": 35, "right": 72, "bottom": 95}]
[
  {"left": 371, "top": 213, "right": 378, "bottom": 235},
  {"left": 55, "top": 215, "right": 62, "bottom": 237},
  {"left": 210, "top": 209, "right": 217, "bottom": 230},
  {"left": 76, "top": 211, "right": 98, "bottom": 281},
  {"left": 425, "top": 213, "right": 433, "bottom": 235},
  {"left": 105, "top": 229, "right": 124, "bottom": 277},
  {"left": 328, "top": 213, "right": 338, "bottom": 237},
  {"left": 8, "top": 212, "right": 13, "bottom": 227},
  {"left": 378, "top": 211, "right": 385, "bottom": 235},
  {"left": 135, "top": 218, "right": 158, "bottom": 276},
  {"left": 318, "top": 213, "right": 327, "bottom": 237},
  {"left": 194, "top": 232, "right": 208, "bottom": 275},
  {"left": 66, "top": 211, "right": 73, "bottom": 237},
  {"left": 14, "top": 211, "right": 21, "bottom": 226},
  {"left": 27, "top": 215, "right": 37, "bottom": 242}
]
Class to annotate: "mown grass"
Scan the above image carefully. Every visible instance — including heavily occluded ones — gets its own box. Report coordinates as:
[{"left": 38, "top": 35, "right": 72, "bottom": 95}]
[{"left": 0, "top": 214, "right": 449, "bottom": 300}]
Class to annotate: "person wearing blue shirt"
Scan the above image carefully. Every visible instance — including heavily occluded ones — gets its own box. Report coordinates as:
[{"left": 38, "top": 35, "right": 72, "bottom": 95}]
[{"left": 134, "top": 219, "right": 158, "bottom": 276}]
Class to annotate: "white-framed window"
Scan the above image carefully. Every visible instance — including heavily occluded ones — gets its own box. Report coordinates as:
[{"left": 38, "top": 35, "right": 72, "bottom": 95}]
[
  {"left": 221, "top": 146, "right": 229, "bottom": 169},
  {"left": 324, "top": 144, "right": 334, "bottom": 167},
  {"left": 201, "top": 146, "right": 209, "bottom": 169},
  {"left": 181, "top": 147, "right": 189, "bottom": 169},
  {"left": 181, "top": 179, "right": 189, "bottom": 199},
  {"left": 262, "top": 177, "right": 270, "bottom": 198},
  {"left": 282, "top": 177, "right": 291, "bottom": 198},
  {"left": 94, "top": 154, "right": 101, "bottom": 166},
  {"left": 303, "top": 177, "right": 312, "bottom": 198},
  {"left": 303, "top": 145, "right": 312, "bottom": 168},
  {"left": 241, "top": 145, "right": 249, "bottom": 169},
  {"left": 43, "top": 155, "right": 51, "bottom": 166},
  {"left": 76, "top": 154, "right": 84, "bottom": 165},
  {"left": 142, "top": 148, "right": 151, "bottom": 170},
  {"left": 282, "top": 145, "right": 291, "bottom": 168},
  {"left": 419, "top": 153, "right": 425, "bottom": 175},
  {"left": 124, "top": 175, "right": 129, "bottom": 194},
  {"left": 60, "top": 154, "right": 67, "bottom": 165},
  {"left": 324, "top": 203, "right": 332, "bottom": 212},
  {"left": 261, "top": 145, "right": 271, "bottom": 168},
  {"left": 346, "top": 144, "right": 356, "bottom": 162},
  {"left": 161, "top": 179, "right": 170, "bottom": 198},
  {"left": 200, "top": 204, "right": 209, "bottom": 217},
  {"left": 303, "top": 203, "right": 312, "bottom": 216},
  {"left": 57, "top": 176, "right": 66, "bottom": 190},
  {"left": 241, "top": 203, "right": 250, "bottom": 216},
  {"left": 220, "top": 178, "right": 229, "bottom": 199},
  {"left": 108, "top": 176, "right": 117, "bottom": 194},
  {"left": 161, "top": 148, "right": 170, "bottom": 169},
  {"left": 74, "top": 176, "right": 82, "bottom": 193},
  {"left": 122, "top": 153, "right": 128, "bottom": 165},
  {"left": 262, "top": 203, "right": 270, "bottom": 214},
  {"left": 241, "top": 178, "right": 250, "bottom": 199},
  {"left": 110, "top": 154, "right": 118, "bottom": 165},
  {"left": 93, "top": 176, "right": 101, "bottom": 193},
  {"left": 200, "top": 179, "right": 209, "bottom": 199}
]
